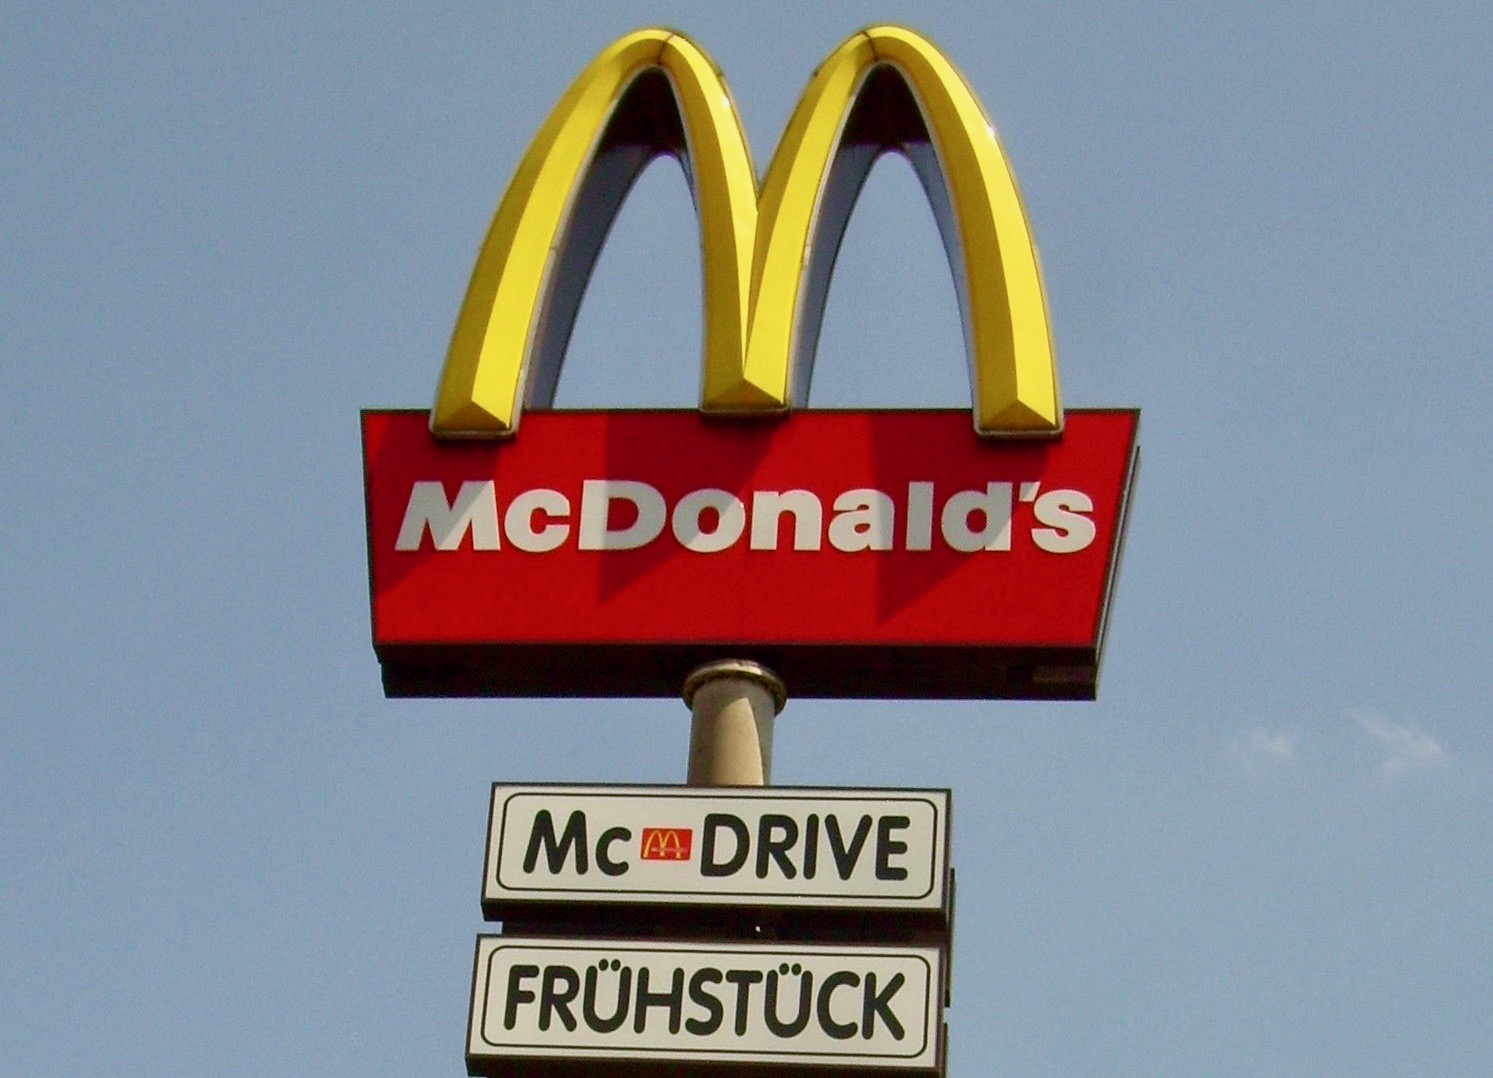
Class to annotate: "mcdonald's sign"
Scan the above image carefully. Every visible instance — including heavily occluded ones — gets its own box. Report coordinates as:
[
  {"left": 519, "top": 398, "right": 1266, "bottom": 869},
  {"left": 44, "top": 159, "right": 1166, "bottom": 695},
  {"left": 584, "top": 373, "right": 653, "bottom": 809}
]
[
  {"left": 639, "top": 827, "right": 693, "bottom": 862},
  {"left": 361, "top": 26, "right": 1139, "bottom": 701},
  {"left": 483, "top": 785, "right": 951, "bottom": 936},
  {"left": 467, "top": 936, "right": 945, "bottom": 1077}
]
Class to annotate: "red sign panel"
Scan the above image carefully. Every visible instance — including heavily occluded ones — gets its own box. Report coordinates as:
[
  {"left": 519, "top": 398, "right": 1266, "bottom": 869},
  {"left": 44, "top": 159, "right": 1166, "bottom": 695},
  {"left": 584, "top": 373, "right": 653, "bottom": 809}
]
[
  {"left": 639, "top": 827, "right": 693, "bottom": 862},
  {"left": 362, "top": 408, "right": 1138, "bottom": 700}
]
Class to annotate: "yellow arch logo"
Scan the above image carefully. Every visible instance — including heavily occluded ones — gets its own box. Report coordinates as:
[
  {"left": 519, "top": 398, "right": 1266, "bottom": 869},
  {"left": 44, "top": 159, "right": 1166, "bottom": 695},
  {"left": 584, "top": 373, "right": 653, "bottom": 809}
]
[{"left": 433, "top": 26, "right": 1061, "bottom": 438}]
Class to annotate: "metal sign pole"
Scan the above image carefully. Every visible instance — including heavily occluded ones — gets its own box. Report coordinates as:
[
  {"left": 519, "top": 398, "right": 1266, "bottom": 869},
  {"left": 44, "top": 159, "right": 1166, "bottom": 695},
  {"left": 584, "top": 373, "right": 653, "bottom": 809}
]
[{"left": 682, "top": 660, "right": 786, "bottom": 786}]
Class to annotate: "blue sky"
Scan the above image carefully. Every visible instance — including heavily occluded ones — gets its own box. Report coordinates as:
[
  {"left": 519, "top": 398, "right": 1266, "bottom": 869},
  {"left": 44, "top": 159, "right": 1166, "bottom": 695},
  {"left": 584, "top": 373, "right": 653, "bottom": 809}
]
[{"left": 3, "top": 3, "right": 1489, "bottom": 1075}]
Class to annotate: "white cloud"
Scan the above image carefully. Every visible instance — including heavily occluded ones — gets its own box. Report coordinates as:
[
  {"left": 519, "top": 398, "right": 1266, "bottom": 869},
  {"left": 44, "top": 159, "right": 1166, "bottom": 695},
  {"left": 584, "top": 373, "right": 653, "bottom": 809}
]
[
  {"left": 1234, "top": 729, "right": 1296, "bottom": 773},
  {"left": 1350, "top": 709, "right": 1446, "bottom": 778}
]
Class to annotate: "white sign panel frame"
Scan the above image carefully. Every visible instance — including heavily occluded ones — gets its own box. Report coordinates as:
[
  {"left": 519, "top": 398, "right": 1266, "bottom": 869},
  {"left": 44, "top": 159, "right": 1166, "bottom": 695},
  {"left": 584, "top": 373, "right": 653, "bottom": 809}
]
[
  {"left": 483, "top": 785, "right": 951, "bottom": 928},
  {"left": 467, "top": 935, "right": 945, "bottom": 1077}
]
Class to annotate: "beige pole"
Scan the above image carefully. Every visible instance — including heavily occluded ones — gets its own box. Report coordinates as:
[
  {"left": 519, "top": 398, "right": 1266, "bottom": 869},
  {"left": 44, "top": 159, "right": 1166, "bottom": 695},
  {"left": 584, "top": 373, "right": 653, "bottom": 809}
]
[{"left": 681, "top": 660, "right": 786, "bottom": 786}]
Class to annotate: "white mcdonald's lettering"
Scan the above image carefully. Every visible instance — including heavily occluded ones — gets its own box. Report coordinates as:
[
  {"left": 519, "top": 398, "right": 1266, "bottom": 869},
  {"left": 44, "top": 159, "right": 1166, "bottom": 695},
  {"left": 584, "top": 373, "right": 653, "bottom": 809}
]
[
  {"left": 577, "top": 480, "right": 665, "bottom": 551},
  {"left": 397, "top": 479, "right": 1096, "bottom": 554},
  {"left": 395, "top": 480, "right": 500, "bottom": 551},
  {"left": 504, "top": 487, "right": 570, "bottom": 552}
]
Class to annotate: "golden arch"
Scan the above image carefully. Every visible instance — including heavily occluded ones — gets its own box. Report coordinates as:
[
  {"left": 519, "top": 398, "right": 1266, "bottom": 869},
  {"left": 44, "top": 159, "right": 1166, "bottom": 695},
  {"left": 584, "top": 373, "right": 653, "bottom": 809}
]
[
  {"left": 641, "top": 828, "right": 690, "bottom": 859},
  {"left": 433, "top": 26, "right": 1061, "bottom": 437}
]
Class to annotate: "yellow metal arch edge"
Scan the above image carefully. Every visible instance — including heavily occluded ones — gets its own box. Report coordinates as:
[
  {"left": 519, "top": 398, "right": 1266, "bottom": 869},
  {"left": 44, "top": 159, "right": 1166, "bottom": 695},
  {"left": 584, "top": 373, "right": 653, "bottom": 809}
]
[
  {"left": 751, "top": 26, "right": 1061, "bottom": 435},
  {"left": 431, "top": 26, "right": 1061, "bottom": 437},
  {"left": 431, "top": 29, "right": 764, "bottom": 435}
]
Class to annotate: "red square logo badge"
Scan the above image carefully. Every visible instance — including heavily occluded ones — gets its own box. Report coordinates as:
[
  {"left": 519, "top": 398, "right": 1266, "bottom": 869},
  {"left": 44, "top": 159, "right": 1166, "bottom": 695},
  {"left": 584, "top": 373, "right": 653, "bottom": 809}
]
[{"left": 640, "top": 827, "right": 693, "bottom": 861}]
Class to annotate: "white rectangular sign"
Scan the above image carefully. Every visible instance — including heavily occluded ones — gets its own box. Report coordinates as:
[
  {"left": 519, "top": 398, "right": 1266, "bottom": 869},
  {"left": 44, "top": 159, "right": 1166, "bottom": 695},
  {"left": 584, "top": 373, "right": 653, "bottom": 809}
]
[
  {"left": 467, "top": 935, "right": 945, "bottom": 1076},
  {"left": 483, "top": 785, "right": 950, "bottom": 923}
]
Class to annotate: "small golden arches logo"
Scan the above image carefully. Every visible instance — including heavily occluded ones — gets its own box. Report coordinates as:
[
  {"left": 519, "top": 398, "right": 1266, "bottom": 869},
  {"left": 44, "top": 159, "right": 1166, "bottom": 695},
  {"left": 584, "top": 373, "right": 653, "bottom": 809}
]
[{"left": 640, "top": 827, "right": 693, "bottom": 861}]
